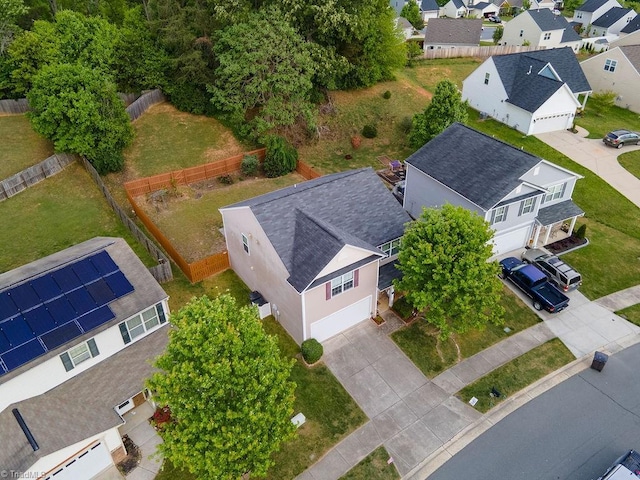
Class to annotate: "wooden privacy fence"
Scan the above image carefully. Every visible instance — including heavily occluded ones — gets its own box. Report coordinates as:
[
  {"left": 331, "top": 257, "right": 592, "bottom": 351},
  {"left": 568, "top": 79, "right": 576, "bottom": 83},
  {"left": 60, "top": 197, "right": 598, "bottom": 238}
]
[
  {"left": 0, "top": 153, "right": 75, "bottom": 201},
  {"left": 422, "top": 44, "right": 543, "bottom": 59},
  {"left": 0, "top": 98, "right": 29, "bottom": 114},
  {"left": 126, "top": 89, "right": 165, "bottom": 121}
]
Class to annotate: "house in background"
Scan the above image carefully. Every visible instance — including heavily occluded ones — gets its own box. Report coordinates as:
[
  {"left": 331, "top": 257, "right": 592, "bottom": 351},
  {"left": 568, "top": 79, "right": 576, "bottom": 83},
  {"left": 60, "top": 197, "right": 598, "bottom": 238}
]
[
  {"left": 421, "top": 0, "right": 441, "bottom": 21},
  {"left": 0, "top": 237, "right": 169, "bottom": 479},
  {"left": 467, "top": 0, "right": 500, "bottom": 19},
  {"left": 396, "top": 16, "right": 417, "bottom": 40},
  {"left": 424, "top": 18, "right": 483, "bottom": 49},
  {"left": 530, "top": 0, "right": 557, "bottom": 9},
  {"left": 442, "top": 0, "right": 468, "bottom": 18},
  {"left": 588, "top": 7, "right": 637, "bottom": 37},
  {"left": 581, "top": 45, "right": 640, "bottom": 113},
  {"left": 501, "top": 8, "right": 582, "bottom": 52},
  {"left": 220, "top": 168, "right": 412, "bottom": 344},
  {"left": 493, "top": 0, "right": 524, "bottom": 16},
  {"left": 571, "top": 0, "right": 623, "bottom": 30},
  {"left": 462, "top": 48, "right": 592, "bottom": 135},
  {"left": 403, "top": 123, "right": 584, "bottom": 255},
  {"left": 617, "top": 16, "right": 640, "bottom": 38}
]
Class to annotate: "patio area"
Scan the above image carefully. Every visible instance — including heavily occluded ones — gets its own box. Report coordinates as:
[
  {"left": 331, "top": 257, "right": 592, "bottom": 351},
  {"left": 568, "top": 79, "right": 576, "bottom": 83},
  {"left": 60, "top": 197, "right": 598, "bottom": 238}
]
[{"left": 119, "top": 402, "right": 164, "bottom": 480}]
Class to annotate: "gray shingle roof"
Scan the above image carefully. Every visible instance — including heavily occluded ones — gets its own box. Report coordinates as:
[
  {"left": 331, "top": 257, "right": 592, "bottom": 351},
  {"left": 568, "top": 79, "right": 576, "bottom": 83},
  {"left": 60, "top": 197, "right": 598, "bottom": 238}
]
[
  {"left": 378, "top": 260, "right": 403, "bottom": 290},
  {"left": 0, "top": 325, "right": 169, "bottom": 474},
  {"left": 223, "top": 169, "right": 412, "bottom": 293},
  {"left": 561, "top": 25, "right": 581, "bottom": 42},
  {"left": 621, "top": 15, "right": 640, "bottom": 33},
  {"left": 451, "top": 0, "right": 466, "bottom": 8},
  {"left": 576, "top": 0, "right": 610, "bottom": 12},
  {"left": 472, "top": 2, "right": 492, "bottom": 9},
  {"left": 592, "top": 7, "right": 633, "bottom": 27},
  {"left": 536, "top": 199, "right": 584, "bottom": 225},
  {"left": 405, "top": 123, "right": 542, "bottom": 210},
  {"left": 620, "top": 45, "right": 640, "bottom": 70},
  {"left": 421, "top": 0, "right": 440, "bottom": 11},
  {"left": 492, "top": 47, "right": 591, "bottom": 112},
  {"left": 528, "top": 8, "right": 569, "bottom": 31},
  {"left": 424, "top": 18, "right": 483, "bottom": 45}
]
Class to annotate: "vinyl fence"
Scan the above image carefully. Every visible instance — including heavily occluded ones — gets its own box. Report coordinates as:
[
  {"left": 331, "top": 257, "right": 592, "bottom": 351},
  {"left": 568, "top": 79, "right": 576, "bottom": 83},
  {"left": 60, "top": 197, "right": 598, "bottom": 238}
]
[
  {"left": 126, "top": 89, "right": 166, "bottom": 121},
  {"left": 422, "top": 44, "right": 543, "bottom": 59},
  {"left": 0, "top": 98, "right": 29, "bottom": 114},
  {"left": 0, "top": 153, "right": 75, "bottom": 201}
]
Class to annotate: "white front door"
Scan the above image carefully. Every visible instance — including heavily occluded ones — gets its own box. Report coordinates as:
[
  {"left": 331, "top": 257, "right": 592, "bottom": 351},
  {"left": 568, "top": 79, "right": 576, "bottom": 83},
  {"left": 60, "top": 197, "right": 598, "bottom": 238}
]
[
  {"left": 43, "top": 441, "right": 113, "bottom": 480},
  {"left": 310, "top": 296, "right": 372, "bottom": 342}
]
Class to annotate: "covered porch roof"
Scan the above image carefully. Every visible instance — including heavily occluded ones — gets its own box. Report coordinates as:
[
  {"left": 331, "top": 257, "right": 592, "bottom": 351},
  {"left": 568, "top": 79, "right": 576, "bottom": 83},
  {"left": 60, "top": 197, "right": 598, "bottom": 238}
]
[
  {"left": 536, "top": 199, "right": 584, "bottom": 226},
  {"left": 378, "top": 260, "right": 402, "bottom": 290}
]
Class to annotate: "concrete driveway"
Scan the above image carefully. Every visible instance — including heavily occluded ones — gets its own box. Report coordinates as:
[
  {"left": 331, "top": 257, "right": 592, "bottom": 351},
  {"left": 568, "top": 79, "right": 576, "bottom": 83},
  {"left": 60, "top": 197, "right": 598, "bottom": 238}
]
[{"left": 535, "top": 128, "right": 640, "bottom": 208}]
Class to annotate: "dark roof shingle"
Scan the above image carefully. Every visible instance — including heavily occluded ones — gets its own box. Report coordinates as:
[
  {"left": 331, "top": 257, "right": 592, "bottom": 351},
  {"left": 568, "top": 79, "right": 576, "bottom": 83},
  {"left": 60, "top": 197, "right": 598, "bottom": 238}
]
[
  {"left": 424, "top": 18, "right": 483, "bottom": 45},
  {"left": 421, "top": 0, "right": 440, "bottom": 11},
  {"left": 592, "top": 7, "right": 634, "bottom": 27},
  {"left": 621, "top": 15, "right": 640, "bottom": 33},
  {"left": 576, "top": 0, "right": 611, "bottom": 13}
]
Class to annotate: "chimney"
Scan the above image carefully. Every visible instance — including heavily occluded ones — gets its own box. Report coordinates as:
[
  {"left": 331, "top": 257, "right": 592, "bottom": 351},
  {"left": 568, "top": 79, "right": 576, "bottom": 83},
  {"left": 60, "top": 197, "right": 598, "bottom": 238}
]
[{"left": 13, "top": 409, "right": 39, "bottom": 451}]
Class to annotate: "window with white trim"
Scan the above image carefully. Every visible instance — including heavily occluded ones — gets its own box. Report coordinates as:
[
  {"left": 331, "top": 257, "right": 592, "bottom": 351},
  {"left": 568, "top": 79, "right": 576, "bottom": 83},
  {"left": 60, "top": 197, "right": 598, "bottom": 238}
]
[
  {"left": 380, "top": 238, "right": 401, "bottom": 256},
  {"left": 60, "top": 338, "right": 99, "bottom": 371},
  {"left": 242, "top": 233, "right": 250, "bottom": 254},
  {"left": 604, "top": 59, "right": 617, "bottom": 72},
  {"left": 543, "top": 183, "right": 565, "bottom": 203},
  {"left": 119, "top": 303, "right": 167, "bottom": 344},
  {"left": 543, "top": 32, "right": 551, "bottom": 40},
  {"left": 491, "top": 205, "right": 508, "bottom": 224},
  {"left": 576, "top": 11, "right": 582, "bottom": 18},
  {"left": 484, "top": 72, "right": 490, "bottom": 85},
  {"left": 520, "top": 197, "right": 536, "bottom": 215},
  {"left": 331, "top": 271, "right": 354, "bottom": 296}
]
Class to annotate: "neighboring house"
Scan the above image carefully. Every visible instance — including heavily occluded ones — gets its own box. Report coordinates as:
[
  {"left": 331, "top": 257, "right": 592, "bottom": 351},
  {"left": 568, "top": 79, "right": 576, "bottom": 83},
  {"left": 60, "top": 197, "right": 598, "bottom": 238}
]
[
  {"left": 588, "top": 7, "right": 637, "bottom": 36},
  {"left": 501, "top": 8, "right": 582, "bottom": 52},
  {"left": 403, "top": 123, "right": 584, "bottom": 255},
  {"left": 462, "top": 48, "right": 592, "bottom": 134},
  {"left": 493, "top": 0, "right": 524, "bottom": 16},
  {"left": 220, "top": 168, "right": 412, "bottom": 344},
  {"left": 467, "top": 0, "right": 500, "bottom": 19},
  {"left": 530, "top": 0, "right": 557, "bottom": 9},
  {"left": 442, "top": 0, "right": 468, "bottom": 18},
  {"left": 618, "top": 15, "right": 640, "bottom": 37},
  {"left": 421, "top": 0, "right": 441, "bottom": 21},
  {"left": 424, "top": 18, "right": 483, "bottom": 48},
  {"left": 0, "top": 237, "right": 170, "bottom": 479},
  {"left": 581, "top": 45, "right": 640, "bottom": 112},
  {"left": 397, "top": 16, "right": 416, "bottom": 40},
  {"left": 571, "top": 0, "right": 623, "bottom": 29}
]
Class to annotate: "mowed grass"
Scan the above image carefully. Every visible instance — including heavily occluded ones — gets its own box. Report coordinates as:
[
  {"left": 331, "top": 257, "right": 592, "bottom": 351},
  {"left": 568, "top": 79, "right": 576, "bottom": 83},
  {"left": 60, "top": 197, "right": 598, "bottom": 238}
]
[
  {"left": 402, "top": 57, "right": 482, "bottom": 91},
  {"left": 0, "top": 162, "right": 155, "bottom": 273},
  {"left": 574, "top": 95, "right": 640, "bottom": 139},
  {"left": 458, "top": 339, "right": 574, "bottom": 413},
  {"left": 616, "top": 303, "right": 640, "bottom": 326},
  {"left": 0, "top": 114, "right": 53, "bottom": 178},
  {"left": 392, "top": 286, "right": 540, "bottom": 378},
  {"left": 340, "top": 446, "right": 400, "bottom": 480},
  {"left": 618, "top": 150, "right": 640, "bottom": 180}
]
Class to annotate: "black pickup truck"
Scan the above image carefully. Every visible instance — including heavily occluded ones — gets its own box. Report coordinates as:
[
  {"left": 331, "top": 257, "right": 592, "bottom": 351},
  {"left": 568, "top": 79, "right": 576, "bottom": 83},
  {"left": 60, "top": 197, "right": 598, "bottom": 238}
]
[{"left": 499, "top": 257, "right": 570, "bottom": 313}]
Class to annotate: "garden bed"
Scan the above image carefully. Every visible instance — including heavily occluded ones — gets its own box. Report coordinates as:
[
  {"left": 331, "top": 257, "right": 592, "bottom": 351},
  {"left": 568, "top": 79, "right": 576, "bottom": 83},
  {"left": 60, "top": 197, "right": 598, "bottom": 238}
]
[{"left": 544, "top": 235, "right": 588, "bottom": 255}]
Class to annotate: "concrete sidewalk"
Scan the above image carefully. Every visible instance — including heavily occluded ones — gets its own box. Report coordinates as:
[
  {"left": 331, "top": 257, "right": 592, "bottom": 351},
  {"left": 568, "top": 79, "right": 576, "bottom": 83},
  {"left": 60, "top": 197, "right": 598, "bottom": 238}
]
[{"left": 596, "top": 284, "right": 640, "bottom": 312}]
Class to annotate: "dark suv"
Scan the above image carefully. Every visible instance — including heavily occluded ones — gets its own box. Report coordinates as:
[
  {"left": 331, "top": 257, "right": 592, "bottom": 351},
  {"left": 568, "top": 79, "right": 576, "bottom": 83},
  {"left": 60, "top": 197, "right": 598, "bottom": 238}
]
[
  {"left": 521, "top": 248, "right": 582, "bottom": 292},
  {"left": 603, "top": 130, "right": 640, "bottom": 149}
]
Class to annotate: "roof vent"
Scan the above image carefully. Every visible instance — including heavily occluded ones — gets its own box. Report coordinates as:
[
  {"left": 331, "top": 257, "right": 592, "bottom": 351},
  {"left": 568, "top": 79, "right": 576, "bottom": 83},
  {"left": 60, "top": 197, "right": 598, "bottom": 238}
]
[
  {"left": 12, "top": 408, "right": 39, "bottom": 452},
  {"left": 527, "top": 65, "right": 532, "bottom": 75}
]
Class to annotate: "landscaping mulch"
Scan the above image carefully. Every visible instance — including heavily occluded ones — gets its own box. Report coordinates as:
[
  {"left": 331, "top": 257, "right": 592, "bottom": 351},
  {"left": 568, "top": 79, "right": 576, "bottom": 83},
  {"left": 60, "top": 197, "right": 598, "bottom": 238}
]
[
  {"left": 545, "top": 235, "right": 588, "bottom": 255},
  {"left": 116, "top": 434, "right": 141, "bottom": 475}
]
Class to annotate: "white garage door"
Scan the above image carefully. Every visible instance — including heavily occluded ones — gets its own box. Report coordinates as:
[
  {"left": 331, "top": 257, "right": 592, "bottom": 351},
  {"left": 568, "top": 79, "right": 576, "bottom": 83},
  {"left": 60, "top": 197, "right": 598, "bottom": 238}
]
[
  {"left": 493, "top": 225, "right": 531, "bottom": 255},
  {"left": 531, "top": 113, "right": 572, "bottom": 135},
  {"left": 44, "top": 441, "right": 113, "bottom": 480},
  {"left": 310, "top": 296, "right": 371, "bottom": 342}
]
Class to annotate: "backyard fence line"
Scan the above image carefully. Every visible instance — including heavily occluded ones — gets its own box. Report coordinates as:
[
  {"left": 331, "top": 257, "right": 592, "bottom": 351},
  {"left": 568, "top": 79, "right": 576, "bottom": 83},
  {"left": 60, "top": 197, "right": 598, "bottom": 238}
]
[
  {"left": 0, "top": 153, "right": 75, "bottom": 201},
  {"left": 422, "top": 44, "right": 543, "bottom": 59},
  {"left": 0, "top": 98, "right": 29, "bottom": 114},
  {"left": 118, "top": 92, "right": 140, "bottom": 108},
  {"left": 126, "top": 89, "right": 165, "bottom": 121},
  {"left": 79, "top": 156, "right": 173, "bottom": 284},
  {"left": 296, "top": 160, "right": 321, "bottom": 179}
]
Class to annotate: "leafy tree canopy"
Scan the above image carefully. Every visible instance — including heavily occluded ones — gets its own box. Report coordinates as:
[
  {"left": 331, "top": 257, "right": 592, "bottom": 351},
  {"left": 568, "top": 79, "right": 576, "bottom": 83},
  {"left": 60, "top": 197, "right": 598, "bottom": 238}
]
[
  {"left": 394, "top": 204, "right": 505, "bottom": 339},
  {"left": 147, "top": 295, "right": 297, "bottom": 480},
  {"left": 401, "top": 0, "right": 424, "bottom": 29},
  {"left": 0, "top": 0, "right": 28, "bottom": 55}
]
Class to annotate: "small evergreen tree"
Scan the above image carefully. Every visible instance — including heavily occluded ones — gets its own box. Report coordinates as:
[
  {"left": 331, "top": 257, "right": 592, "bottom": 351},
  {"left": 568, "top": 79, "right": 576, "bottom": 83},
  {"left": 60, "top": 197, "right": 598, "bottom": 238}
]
[{"left": 262, "top": 135, "right": 298, "bottom": 178}]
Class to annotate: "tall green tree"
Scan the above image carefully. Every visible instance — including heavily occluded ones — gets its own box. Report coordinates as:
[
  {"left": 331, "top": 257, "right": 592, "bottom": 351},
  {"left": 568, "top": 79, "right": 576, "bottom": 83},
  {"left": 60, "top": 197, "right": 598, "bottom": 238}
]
[
  {"left": 409, "top": 79, "right": 468, "bottom": 148},
  {"left": 27, "top": 63, "right": 133, "bottom": 173},
  {"left": 0, "top": 0, "right": 28, "bottom": 55},
  {"left": 394, "top": 204, "right": 504, "bottom": 340},
  {"left": 147, "top": 295, "right": 297, "bottom": 480},
  {"left": 493, "top": 25, "right": 504, "bottom": 44},
  {"left": 400, "top": 0, "right": 424, "bottom": 29}
]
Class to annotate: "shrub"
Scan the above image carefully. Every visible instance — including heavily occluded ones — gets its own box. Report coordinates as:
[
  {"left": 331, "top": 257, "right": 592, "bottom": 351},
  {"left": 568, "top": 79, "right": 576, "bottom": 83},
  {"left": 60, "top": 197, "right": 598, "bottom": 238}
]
[
  {"left": 301, "top": 339, "right": 323, "bottom": 364},
  {"left": 241, "top": 154, "right": 259, "bottom": 176},
  {"left": 362, "top": 124, "right": 378, "bottom": 138},
  {"left": 262, "top": 135, "right": 298, "bottom": 178},
  {"left": 383, "top": 90, "right": 392, "bottom": 99},
  {"left": 218, "top": 175, "right": 233, "bottom": 185},
  {"left": 575, "top": 224, "right": 587, "bottom": 239},
  {"left": 399, "top": 116, "right": 413, "bottom": 134}
]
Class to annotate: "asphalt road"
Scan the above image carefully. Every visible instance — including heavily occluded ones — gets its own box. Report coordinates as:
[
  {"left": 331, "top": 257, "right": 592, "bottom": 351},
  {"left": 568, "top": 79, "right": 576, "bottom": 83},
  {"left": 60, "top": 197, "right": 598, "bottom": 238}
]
[
  {"left": 427, "top": 344, "right": 640, "bottom": 480},
  {"left": 481, "top": 26, "right": 496, "bottom": 40}
]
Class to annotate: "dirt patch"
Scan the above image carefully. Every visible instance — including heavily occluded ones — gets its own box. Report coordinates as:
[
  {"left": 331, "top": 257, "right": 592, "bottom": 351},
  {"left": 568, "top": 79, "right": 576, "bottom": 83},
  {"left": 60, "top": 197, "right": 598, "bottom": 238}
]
[{"left": 116, "top": 435, "right": 141, "bottom": 475}]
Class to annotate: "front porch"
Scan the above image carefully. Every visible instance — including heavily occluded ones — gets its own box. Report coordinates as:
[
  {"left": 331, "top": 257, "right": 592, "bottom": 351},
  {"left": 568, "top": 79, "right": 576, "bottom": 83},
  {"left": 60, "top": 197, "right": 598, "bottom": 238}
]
[{"left": 529, "top": 200, "right": 584, "bottom": 249}]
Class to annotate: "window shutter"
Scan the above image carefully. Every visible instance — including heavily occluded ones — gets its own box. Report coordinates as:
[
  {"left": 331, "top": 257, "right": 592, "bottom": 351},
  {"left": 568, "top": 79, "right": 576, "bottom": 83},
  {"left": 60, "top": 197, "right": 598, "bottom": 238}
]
[
  {"left": 518, "top": 201, "right": 524, "bottom": 216},
  {"left": 560, "top": 182, "right": 566, "bottom": 198},
  {"left": 490, "top": 209, "right": 496, "bottom": 224},
  {"left": 532, "top": 197, "right": 537, "bottom": 211},
  {"left": 504, "top": 205, "right": 509, "bottom": 219},
  {"left": 156, "top": 303, "right": 167, "bottom": 324},
  {"left": 354, "top": 269, "right": 359, "bottom": 287},
  {"left": 326, "top": 282, "right": 331, "bottom": 300},
  {"left": 119, "top": 323, "right": 131, "bottom": 344},
  {"left": 60, "top": 352, "right": 73, "bottom": 372},
  {"left": 87, "top": 338, "right": 99, "bottom": 357}
]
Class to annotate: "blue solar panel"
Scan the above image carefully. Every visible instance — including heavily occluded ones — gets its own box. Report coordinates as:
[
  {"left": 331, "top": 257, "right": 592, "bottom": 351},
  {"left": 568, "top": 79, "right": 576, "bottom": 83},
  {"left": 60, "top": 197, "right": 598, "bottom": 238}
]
[
  {"left": 0, "top": 330, "right": 10, "bottom": 354},
  {"left": 1, "top": 339, "right": 46, "bottom": 371},
  {"left": 45, "top": 297, "right": 76, "bottom": 325},
  {"left": 77, "top": 306, "right": 115, "bottom": 332},
  {"left": 9, "top": 284, "right": 40, "bottom": 311},
  {"left": 105, "top": 271, "right": 134, "bottom": 298},
  {"left": 51, "top": 266, "right": 82, "bottom": 293},
  {"left": 30, "top": 275, "right": 62, "bottom": 301},
  {"left": 23, "top": 306, "right": 57, "bottom": 336},
  {"left": 86, "top": 279, "right": 116, "bottom": 305},
  {"left": 67, "top": 288, "right": 97, "bottom": 315},
  {"left": 90, "top": 251, "right": 118, "bottom": 276},
  {"left": 1, "top": 316, "right": 34, "bottom": 346},
  {"left": 40, "top": 322, "right": 82, "bottom": 350},
  {"left": 72, "top": 258, "right": 101, "bottom": 284},
  {"left": 0, "top": 292, "right": 18, "bottom": 321}
]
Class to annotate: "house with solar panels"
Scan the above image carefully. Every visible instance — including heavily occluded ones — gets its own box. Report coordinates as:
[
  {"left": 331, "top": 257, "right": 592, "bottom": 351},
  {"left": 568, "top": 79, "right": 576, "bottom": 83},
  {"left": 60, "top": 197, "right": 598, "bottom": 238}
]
[{"left": 0, "top": 237, "right": 169, "bottom": 480}]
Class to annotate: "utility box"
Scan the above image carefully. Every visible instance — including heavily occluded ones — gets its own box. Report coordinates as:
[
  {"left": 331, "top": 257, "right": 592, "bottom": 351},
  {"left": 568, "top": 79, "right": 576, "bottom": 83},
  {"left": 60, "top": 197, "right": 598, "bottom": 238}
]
[
  {"left": 250, "top": 291, "right": 271, "bottom": 319},
  {"left": 591, "top": 351, "right": 609, "bottom": 372}
]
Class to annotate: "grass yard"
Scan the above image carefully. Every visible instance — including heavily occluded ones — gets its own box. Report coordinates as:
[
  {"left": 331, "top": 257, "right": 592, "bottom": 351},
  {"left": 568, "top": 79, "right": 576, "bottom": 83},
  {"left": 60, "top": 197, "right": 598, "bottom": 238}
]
[
  {"left": 618, "top": 150, "right": 640, "bottom": 180},
  {"left": 0, "top": 162, "right": 155, "bottom": 273},
  {"left": 0, "top": 114, "right": 53, "bottom": 179},
  {"left": 458, "top": 338, "right": 574, "bottom": 413},
  {"left": 574, "top": 95, "right": 640, "bottom": 139},
  {"left": 402, "top": 58, "right": 482, "bottom": 91},
  {"left": 391, "top": 286, "right": 540, "bottom": 378},
  {"left": 340, "top": 446, "right": 400, "bottom": 480},
  {"left": 616, "top": 303, "right": 640, "bottom": 326}
]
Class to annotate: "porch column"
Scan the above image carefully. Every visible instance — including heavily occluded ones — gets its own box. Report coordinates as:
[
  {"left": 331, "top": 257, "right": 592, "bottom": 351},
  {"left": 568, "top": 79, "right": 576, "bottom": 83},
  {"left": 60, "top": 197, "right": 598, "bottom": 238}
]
[
  {"left": 543, "top": 224, "right": 552, "bottom": 245},
  {"left": 533, "top": 224, "right": 541, "bottom": 247},
  {"left": 581, "top": 92, "right": 589, "bottom": 110},
  {"left": 569, "top": 216, "right": 577, "bottom": 235},
  {"left": 388, "top": 286, "right": 395, "bottom": 308}
]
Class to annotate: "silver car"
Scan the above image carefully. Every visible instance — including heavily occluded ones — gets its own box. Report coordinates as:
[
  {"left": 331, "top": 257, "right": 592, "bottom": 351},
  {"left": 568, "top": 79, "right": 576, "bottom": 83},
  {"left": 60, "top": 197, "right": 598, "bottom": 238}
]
[{"left": 521, "top": 248, "right": 582, "bottom": 292}]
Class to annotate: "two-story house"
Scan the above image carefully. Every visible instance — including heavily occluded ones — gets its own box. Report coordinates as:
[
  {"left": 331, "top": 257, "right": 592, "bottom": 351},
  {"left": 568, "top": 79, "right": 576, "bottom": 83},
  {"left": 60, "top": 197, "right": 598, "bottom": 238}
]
[
  {"left": 588, "top": 7, "right": 637, "bottom": 36},
  {"left": 220, "top": 168, "right": 412, "bottom": 344},
  {"left": 0, "top": 237, "right": 170, "bottom": 479},
  {"left": 442, "top": 0, "right": 468, "bottom": 18},
  {"left": 501, "top": 8, "right": 582, "bottom": 52},
  {"left": 571, "top": 0, "right": 623, "bottom": 30},
  {"left": 403, "top": 123, "right": 584, "bottom": 255}
]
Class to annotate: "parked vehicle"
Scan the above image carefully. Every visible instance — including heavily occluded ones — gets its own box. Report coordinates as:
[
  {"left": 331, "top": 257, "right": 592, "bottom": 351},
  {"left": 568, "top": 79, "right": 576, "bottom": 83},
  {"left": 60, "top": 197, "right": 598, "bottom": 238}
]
[
  {"left": 487, "top": 15, "right": 501, "bottom": 23},
  {"left": 499, "top": 257, "right": 570, "bottom": 313},
  {"left": 598, "top": 450, "right": 640, "bottom": 480},
  {"left": 521, "top": 248, "right": 582, "bottom": 292},
  {"left": 603, "top": 130, "right": 640, "bottom": 149}
]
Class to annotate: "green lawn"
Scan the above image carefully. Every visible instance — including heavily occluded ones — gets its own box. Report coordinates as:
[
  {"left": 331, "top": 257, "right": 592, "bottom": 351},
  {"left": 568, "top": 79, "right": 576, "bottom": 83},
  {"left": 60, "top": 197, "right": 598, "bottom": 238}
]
[
  {"left": 574, "top": 95, "right": 640, "bottom": 139},
  {"left": 458, "top": 339, "right": 574, "bottom": 413},
  {"left": 0, "top": 114, "right": 53, "bottom": 179},
  {"left": 340, "top": 446, "right": 400, "bottom": 480},
  {"left": 616, "top": 303, "right": 640, "bottom": 326},
  {"left": 391, "top": 287, "right": 540, "bottom": 378},
  {"left": 0, "top": 162, "right": 155, "bottom": 273},
  {"left": 618, "top": 150, "right": 640, "bottom": 180}
]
